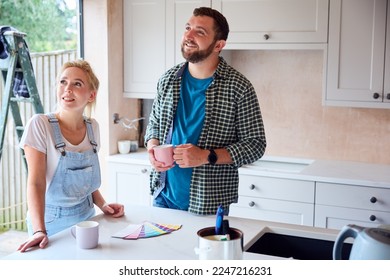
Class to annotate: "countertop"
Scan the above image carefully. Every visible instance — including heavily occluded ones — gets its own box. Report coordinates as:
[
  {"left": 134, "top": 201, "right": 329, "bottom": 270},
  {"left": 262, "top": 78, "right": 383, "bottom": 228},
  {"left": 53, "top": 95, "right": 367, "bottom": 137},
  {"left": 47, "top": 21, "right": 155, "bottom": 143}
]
[
  {"left": 108, "top": 149, "right": 390, "bottom": 189},
  {"left": 2, "top": 204, "right": 340, "bottom": 260}
]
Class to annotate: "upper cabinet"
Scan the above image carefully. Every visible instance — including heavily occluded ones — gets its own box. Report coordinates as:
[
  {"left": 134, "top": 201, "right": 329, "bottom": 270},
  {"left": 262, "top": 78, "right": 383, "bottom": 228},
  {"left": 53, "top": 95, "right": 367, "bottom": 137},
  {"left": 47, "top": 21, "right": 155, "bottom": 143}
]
[
  {"left": 123, "top": 0, "right": 166, "bottom": 99},
  {"left": 124, "top": 0, "right": 329, "bottom": 99},
  {"left": 325, "top": 0, "right": 390, "bottom": 108},
  {"left": 123, "top": 0, "right": 210, "bottom": 99},
  {"left": 212, "top": 0, "right": 329, "bottom": 49}
]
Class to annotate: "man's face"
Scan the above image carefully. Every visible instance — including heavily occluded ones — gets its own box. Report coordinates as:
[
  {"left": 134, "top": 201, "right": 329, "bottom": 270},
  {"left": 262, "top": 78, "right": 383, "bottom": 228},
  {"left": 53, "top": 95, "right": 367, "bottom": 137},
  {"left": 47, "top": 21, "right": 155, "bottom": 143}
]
[{"left": 181, "top": 15, "right": 218, "bottom": 63}]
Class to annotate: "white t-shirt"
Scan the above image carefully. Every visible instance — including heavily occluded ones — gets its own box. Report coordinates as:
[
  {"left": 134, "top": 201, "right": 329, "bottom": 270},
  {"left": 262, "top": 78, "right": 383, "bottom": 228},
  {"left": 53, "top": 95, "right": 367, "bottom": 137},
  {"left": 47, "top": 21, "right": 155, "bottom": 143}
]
[{"left": 19, "top": 114, "right": 100, "bottom": 190}]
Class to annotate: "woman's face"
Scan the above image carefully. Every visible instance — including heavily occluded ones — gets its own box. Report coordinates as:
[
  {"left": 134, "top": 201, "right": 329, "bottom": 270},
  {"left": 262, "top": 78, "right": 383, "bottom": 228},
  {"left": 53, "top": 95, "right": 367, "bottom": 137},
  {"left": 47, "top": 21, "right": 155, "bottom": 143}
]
[{"left": 57, "top": 67, "right": 96, "bottom": 113}]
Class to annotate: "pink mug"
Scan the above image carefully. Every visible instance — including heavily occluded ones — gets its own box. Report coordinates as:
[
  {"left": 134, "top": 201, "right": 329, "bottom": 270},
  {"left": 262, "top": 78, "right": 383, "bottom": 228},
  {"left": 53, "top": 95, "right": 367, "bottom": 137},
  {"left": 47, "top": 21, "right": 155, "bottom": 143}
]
[{"left": 153, "top": 144, "right": 174, "bottom": 166}]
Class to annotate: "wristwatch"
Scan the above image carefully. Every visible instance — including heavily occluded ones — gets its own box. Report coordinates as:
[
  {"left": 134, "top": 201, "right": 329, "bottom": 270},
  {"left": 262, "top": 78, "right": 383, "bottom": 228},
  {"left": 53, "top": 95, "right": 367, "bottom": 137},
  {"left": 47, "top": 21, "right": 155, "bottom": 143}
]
[{"left": 207, "top": 149, "right": 218, "bottom": 165}]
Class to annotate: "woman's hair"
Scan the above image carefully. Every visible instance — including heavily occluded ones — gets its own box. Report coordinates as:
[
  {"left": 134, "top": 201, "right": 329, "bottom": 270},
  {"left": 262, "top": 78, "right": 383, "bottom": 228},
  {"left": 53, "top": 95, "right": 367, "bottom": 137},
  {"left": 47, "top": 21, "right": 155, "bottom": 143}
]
[
  {"left": 57, "top": 59, "right": 99, "bottom": 118},
  {"left": 193, "top": 7, "right": 229, "bottom": 41}
]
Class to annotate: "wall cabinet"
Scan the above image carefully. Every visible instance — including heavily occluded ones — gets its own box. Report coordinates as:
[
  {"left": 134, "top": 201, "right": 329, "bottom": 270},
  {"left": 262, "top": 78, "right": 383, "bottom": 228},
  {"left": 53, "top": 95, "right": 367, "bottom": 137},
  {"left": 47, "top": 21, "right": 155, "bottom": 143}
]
[
  {"left": 123, "top": 0, "right": 329, "bottom": 99},
  {"left": 230, "top": 175, "right": 315, "bottom": 226},
  {"left": 123, "top": 0, "right": 210, "bottom": 99},
  {"left": 108, "top": 162, "right": 152, "bottom": 206},
  {"left": 213, "top": 0, "right": 329, "bottom": 48},
  {"left": 325, "top": 0, "right": 390, "bottom": 108},
  {"left": 315, "top": 182, "right": 390, "bottom": 229},
  {"left": 123, "top": 0, "right": 166, "bottom": 99}
]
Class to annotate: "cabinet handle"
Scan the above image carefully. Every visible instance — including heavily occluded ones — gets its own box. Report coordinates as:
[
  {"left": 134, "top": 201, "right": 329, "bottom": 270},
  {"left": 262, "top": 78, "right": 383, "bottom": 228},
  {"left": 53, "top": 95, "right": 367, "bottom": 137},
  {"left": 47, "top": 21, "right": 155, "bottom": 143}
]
[
  {"left": 249, "top": 184, "right": 255, "bottom": 190},
  {"left": 373, "top": 92, "right": 380, "bottom": 99},
  {"left": 369, "top": 215, "right": 376, "bottom": 221},
  {"left": 141, "top": 168, "right": 148, "bottom": 174},
  {"left": 387, "top": 93, "right": 390, "bottom": 100},
  {"left": 248, "top": 201, "right": 255, "bottom": 207},
  {"left": 263, "top": 34, "right": 270, "bottom": 40},
  {"left": 370, "top": 196, "right": 377, "bottom": 203}
]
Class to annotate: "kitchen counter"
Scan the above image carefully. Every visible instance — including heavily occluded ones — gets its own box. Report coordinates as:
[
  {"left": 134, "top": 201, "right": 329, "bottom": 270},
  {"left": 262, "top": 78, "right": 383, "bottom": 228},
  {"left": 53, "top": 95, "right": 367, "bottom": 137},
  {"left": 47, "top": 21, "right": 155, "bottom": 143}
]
[
  {"left": 1, "top": 204, "right": 340, "bottom": 260},
  {"left": 108, "top": 149, "right": 390, "bottom": 189}
]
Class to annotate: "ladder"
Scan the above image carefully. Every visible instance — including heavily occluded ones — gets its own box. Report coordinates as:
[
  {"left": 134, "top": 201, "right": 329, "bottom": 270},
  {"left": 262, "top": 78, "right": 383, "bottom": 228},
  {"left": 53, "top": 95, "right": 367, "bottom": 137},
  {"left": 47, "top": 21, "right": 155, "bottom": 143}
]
[{"left": 0, "top": 30, "right": 44, "bottom": 168}]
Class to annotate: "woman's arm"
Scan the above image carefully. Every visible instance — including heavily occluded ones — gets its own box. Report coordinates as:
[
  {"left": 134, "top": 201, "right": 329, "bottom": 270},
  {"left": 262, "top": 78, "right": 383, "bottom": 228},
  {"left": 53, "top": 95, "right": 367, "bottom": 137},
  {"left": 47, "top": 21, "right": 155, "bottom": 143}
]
[{"left": 18, "top": 146, "right": 49, "bottom": 252}]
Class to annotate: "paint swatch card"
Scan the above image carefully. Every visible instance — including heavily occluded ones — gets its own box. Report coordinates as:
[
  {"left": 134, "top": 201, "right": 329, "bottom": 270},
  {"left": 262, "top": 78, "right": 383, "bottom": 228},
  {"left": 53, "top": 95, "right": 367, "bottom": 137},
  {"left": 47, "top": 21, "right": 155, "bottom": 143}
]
[{"left": 112, "top": 221, "right": 182, "bottom": 240}]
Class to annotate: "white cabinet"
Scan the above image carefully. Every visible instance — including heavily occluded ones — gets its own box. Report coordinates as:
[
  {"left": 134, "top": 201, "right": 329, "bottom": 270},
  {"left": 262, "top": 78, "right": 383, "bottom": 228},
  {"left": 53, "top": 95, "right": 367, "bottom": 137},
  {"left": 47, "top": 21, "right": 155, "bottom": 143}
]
[
  {"left": 230, "top": 175, "right": 315, "bottom": 226},
  {"left": 315, "top": 182, "right": 390, "bottom": 229},
  {"left": 123, "top": 0, "right": 329, "bottom": 99},
  {"left": 212, "top": 0, "right": 329, "bottom": 49},
  {"left": 325, "top": 0, "right": 390, "bottom": 108},
  {"left": 123, "top": 0, "right": 210, "bottom": 99},
  {"left": 108, "top": 161, "right": 152, "bottom": 206},
  {"left": 123, "top": 0, "right": 166, "bottom": 99}
]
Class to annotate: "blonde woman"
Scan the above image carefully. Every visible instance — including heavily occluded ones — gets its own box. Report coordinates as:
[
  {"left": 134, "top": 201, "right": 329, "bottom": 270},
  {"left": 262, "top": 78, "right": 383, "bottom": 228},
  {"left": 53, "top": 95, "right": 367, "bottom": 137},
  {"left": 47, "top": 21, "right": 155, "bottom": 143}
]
[{"left": 18, "top": 60, "right": 124, "bottom": 252}]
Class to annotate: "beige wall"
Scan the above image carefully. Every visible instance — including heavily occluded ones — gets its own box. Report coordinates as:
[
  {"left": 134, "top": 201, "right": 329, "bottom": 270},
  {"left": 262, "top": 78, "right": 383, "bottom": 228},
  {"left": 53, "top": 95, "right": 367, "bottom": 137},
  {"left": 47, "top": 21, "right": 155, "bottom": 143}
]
[{"left": 232, "top": 50, "right": 390, "bottom": 165}]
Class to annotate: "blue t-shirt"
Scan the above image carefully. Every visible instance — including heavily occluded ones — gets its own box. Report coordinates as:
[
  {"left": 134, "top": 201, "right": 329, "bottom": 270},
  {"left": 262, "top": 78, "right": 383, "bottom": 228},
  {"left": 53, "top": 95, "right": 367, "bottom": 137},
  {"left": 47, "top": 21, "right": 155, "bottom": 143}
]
[{"left": 161, "top": 67, "right": 213, "bottom": 210}]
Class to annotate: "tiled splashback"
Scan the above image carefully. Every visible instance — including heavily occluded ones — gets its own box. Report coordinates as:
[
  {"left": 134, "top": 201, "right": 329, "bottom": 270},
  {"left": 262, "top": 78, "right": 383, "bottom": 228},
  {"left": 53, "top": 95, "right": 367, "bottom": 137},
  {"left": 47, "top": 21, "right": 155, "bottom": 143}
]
[{"left": 231, "top": 50, "right": 390, "bottom": 165}]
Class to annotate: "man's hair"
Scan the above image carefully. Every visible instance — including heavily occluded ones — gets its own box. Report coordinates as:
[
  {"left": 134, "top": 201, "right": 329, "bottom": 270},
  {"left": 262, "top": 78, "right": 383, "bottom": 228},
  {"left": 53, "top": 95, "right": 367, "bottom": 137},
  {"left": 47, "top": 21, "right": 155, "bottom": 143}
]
[{"left": 193, "top": 7, "right": 229, "bottom": 41}]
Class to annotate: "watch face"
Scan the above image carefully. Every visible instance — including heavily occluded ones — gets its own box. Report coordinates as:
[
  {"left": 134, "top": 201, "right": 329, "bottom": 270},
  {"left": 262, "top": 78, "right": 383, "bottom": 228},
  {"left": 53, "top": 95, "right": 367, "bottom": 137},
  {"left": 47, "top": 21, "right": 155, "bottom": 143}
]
[{"left": 208, "top": 150, "right": 217, "bottom": 165}]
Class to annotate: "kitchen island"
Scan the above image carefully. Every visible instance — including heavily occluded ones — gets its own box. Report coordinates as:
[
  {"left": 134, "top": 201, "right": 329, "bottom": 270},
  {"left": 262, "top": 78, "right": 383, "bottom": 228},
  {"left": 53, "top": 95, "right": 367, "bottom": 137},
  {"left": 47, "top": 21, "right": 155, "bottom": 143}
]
[{"left": 2, "top": 204, "right": 341, "bottom": 260}]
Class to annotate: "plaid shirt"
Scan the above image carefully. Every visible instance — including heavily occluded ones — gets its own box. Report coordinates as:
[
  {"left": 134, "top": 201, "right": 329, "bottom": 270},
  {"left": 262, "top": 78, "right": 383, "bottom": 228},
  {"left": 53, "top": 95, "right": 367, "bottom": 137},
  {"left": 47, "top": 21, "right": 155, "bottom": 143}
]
[{"left": 145, "top": 57, "right": 266, "bottom": 215}]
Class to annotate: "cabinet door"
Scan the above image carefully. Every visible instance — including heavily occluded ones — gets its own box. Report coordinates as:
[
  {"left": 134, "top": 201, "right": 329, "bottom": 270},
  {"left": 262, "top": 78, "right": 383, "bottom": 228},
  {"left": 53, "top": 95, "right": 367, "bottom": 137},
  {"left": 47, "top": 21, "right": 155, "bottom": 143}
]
[
  {"left": 325, "top": 0, "right": 389, "bottom": 108},
  {"left": 166, "top": 0, "right": 211, "bottom": 65},
  {"left": 315, "top": 205, "right": 390, "bottom": 230},
  {"left": 108, "top": 162, "right": 152, "bottom": 206},
  {"left": 385, "top": 2, "right": 390, "bottom": 103},
  {"left": 212, "top": 0, "right": 329, "bottom": 46},
  {"left": 123, "top": 0, "right": 167, "bottom": 99},
  {"left": 230, "top": 197, "right": 314, "bottom": 226}
]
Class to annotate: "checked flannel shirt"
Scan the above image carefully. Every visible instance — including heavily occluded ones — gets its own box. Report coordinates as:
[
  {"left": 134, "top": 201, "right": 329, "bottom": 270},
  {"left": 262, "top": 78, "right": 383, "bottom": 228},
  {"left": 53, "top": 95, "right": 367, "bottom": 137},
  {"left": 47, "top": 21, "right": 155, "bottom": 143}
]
[{"left": 145, "top": 57, "right": 267, "bottom": 215}]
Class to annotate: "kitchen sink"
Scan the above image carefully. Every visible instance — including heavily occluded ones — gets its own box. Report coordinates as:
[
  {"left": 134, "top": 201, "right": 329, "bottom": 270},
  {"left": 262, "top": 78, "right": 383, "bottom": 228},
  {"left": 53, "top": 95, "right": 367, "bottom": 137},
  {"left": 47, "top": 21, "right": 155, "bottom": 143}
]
[
  {"left": 246, "top": 157, "right": 314, "bottom": 173},
  {"left": 246, "top": 227, "right": 352, "bottom": 260}
]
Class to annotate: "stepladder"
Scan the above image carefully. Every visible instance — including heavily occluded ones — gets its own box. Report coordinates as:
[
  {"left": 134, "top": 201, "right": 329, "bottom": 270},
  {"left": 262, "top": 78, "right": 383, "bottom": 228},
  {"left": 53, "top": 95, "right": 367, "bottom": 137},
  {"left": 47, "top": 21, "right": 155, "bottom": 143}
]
[{"left": 0, "top": 27, "right": 44, "bottom": 168}]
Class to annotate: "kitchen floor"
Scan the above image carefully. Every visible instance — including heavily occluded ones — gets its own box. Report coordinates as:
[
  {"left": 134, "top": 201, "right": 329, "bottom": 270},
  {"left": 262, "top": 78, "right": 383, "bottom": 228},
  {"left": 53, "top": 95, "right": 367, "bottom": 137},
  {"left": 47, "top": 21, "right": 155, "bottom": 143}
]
[{"left": 0, "top": 229, "right": 28, "bottom": 258}]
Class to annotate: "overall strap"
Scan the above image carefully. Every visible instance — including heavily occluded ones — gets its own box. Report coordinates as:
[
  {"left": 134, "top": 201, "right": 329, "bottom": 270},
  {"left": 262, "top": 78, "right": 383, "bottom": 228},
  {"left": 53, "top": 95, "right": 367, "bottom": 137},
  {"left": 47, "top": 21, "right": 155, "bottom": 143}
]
[
  {"left": 84, "top": 118, "right": 98, "bottom": 153},
  {"left": 47, "top": 113, "right": 66, "bottom": 156}
]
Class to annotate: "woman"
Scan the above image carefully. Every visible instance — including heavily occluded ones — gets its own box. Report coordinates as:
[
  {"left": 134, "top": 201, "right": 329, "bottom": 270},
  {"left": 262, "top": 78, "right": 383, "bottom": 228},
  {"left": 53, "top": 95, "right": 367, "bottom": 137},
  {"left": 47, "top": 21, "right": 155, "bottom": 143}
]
[{"left": 18, "top": 60, "right": 124, "bottom": 252}]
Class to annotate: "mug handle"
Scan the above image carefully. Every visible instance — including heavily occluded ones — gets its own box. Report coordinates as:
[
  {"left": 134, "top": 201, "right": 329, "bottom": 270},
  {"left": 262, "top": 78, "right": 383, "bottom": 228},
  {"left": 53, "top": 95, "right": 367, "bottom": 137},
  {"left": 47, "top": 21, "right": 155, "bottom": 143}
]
[{"left": 70, "top": 226, "right": 76, "bottom": 239}]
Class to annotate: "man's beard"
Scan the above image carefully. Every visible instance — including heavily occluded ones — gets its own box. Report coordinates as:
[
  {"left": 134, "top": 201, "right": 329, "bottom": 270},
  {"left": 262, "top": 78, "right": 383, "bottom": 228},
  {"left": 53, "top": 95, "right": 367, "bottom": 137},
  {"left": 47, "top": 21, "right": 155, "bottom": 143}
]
[{"left": 181, "top": 40, "right": 217, "bottom": 63}]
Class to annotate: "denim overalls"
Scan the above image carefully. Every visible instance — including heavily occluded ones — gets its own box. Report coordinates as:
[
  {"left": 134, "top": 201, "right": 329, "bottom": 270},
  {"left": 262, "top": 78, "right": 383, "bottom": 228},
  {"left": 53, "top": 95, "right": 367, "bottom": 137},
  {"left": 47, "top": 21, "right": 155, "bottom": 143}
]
[{"left": 26, "top": 114, "right": 101, "bottom": 236}]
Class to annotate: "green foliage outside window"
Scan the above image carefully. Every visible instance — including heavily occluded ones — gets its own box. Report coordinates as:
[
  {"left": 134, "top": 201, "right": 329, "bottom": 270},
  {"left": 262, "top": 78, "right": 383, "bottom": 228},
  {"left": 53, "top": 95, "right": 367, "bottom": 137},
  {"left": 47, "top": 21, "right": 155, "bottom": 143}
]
[{"left": 0, "top": 0, "right": 77, "bottom": 52}]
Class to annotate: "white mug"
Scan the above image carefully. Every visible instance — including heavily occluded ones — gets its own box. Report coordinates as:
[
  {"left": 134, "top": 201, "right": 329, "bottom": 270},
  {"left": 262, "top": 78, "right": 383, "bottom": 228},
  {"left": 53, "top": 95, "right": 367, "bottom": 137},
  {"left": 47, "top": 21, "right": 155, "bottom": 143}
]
[
  {"left": 118, "top": 140, "right": 131, "bottom": 154},
  {"left": 71, "top": 220, "right": 99, "bottom": 249}
]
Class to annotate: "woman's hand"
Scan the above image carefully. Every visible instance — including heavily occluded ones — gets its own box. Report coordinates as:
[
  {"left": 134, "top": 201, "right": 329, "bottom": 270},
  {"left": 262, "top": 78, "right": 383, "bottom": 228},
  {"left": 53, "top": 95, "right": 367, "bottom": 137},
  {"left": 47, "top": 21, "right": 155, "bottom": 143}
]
[
  {"left": 102, "top": 203, "right": 125, "bottom": 218},
  {"left": 17, "top": 231, "right": 49, "bottom": 253}
]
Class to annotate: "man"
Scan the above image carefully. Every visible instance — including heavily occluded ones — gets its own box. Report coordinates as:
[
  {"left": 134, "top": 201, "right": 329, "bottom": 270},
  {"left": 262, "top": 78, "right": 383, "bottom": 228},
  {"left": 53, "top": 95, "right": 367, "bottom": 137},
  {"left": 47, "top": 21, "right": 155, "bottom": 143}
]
[{"left": 145, "top": 7, "right": 266, "bottom": 215}]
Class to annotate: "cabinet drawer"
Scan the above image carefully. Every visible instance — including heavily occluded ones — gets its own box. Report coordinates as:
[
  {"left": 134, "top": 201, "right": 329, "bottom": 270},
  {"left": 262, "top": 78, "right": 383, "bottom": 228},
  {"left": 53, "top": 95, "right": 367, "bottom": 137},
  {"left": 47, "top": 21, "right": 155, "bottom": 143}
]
[
  {"left": 316, "top": 182, "right": 390, "bottom": 212},
  {"left": 239, "top": 175, "right": 314, "bottom": 203},
  {"left": 315, "top": 205, "right": 390, "bottom": 230},
  {"left": 230, "top": 196, "right": 314, "bottom": 226}
]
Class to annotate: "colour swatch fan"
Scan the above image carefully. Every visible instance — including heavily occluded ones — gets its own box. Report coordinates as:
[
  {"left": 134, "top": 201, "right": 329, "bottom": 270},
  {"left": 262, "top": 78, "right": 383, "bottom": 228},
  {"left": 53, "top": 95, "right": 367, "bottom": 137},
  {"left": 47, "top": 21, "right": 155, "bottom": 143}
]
[{"left": 112, "top": 221, "right": 182, "bottom": 239}]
